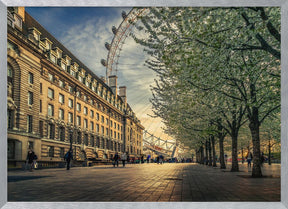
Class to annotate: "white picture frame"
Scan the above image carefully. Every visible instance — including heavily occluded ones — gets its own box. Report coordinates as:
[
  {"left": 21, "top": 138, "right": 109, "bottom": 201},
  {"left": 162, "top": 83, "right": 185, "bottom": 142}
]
[{"left": 0, "top": 0, "right": 287, "bottom": 209}]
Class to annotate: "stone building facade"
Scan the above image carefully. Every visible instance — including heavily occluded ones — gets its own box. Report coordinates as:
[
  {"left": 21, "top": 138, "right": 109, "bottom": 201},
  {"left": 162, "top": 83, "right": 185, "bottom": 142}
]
[{"left": 7, "top": 7, "right": 144, "bottom": 168}]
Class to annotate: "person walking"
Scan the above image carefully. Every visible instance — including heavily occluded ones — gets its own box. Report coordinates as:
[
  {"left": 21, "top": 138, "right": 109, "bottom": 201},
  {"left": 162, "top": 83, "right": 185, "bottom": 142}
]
[
  {"left": 260, "top": 152, "right": 265, "bottom": 167},
  {"left": 247, "top": 151, "right": 253, "bottom": 168},
  {"left": 113, "top": 152, "right": 119, "bottom": 167},
  {"left": 159, "top": 155, "right": 164, "bottom": 164},
  {"left": 64, "top": 149, "right": 73, "bottom": 170},
  {"left": 121, "top": 152, "right": 127, "bottom": 167},
  {"left": 26, "top": 148, "right": 35, "bottom": 172},
  {"left": 126, "top": 152, "right": 130, "bottom": 164}
]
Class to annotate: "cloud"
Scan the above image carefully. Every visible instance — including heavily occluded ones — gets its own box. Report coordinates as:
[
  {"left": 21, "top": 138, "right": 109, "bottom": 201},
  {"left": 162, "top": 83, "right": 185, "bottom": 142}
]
[{"left": 55, "top": 8, "right": 172, "bottom": 140}]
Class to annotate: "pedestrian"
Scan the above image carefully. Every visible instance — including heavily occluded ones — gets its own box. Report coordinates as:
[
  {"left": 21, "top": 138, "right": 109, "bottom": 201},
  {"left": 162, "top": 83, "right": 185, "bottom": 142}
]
[
  {"left": 113, "top": 152, "right": 119, "bottom": 167},
  {"left": 247, "top": 151, "right": 253, "bottom": 168},
  {"left": 126, "top": 152, "right": 130, "bottom": 164},
  {"left": 141, "top": 155, "right": 144, "bottom": 164},
  {"left": 26, "top": 148, "right": 35, "bottom": 172},
  {"left": 159, "top": 155, "right": 164, "bottom": 164},
  {"left": 121, "top": 152, "right": 127, "bottom": 167},
  {"left": 33, "top": 153, "right": 38, "bottom": 169},
  {"left": 261, "top": 152, "right": 265, "bottom": 167},
  {"left": 64, "top": 149, "right": 73, "bottom": 170}
]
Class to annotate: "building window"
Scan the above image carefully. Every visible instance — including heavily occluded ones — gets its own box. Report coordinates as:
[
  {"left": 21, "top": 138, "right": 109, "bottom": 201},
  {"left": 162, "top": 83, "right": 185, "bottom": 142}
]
[
  {"left": 84, "top": 134, "right": 88, "bottom": 146},
  {"left": 61, "top": 62, "right": 66, "bottom": 70},
  {"left": 59, "top": 94, "right": 64, "bottom": 104},
  {"left": 48, "top": 104, "right": 54, "bottom": 116},
  {"left": 48, "top": 123, "right": 55, "bottom": 139},
  {"left": 84, "top": 119, "right": 88, "bottom": 129},
  {"left": 60, "top": 147, "right": 65, "bottom": 158},
  {"left": 28, "top": 91, "right": 33, "bottom": 105},
  {"left": 48, "top": 73, "right": 54, "bottom": 82},
  {"left": 79, "top": 76, "right": 83, "bottom": 82},
  {"left": 40, "top": 100, "right": 42, "bottom": 112},
  {"left": 101, "top": 126, "right": 104, "bottom": 135},
  {"left": 59, "top": 127, "right": 65, "bottom": 141},
  {"left": 7, "top": 110, "right": 14, "bottom": 129},
  {"left": 84, "top": 106, "right": 88, "bottom": 115},
  {"left": 106, "top": 128, "right": 109, "bottom": 136},
  {"left": 68, "top": 112, "right": 73, "bottom": 123},
  {"left": 118, "top": 124, "right": 120, "bottom": 130},
  {"left": 27, "top": 115, "right": 33, "bottom": 133},
  {"left": 77, "top": 131, "right": 82, "bottom": 144},
  {"left": 101, "top": 116, "right": 104, "bottom": 123},
  {"left": 118, "top": 133, "right": 120, "bottom": 140},
  {"left": 84, "top": 95, "right": 87, "bottom": 101},
  {"left": 76, "top": 116, "right": 81, "bottom": 126},
  {"left": 70, "top": 70, "right": 75, "bottom": 77},
  {"left": 114, "top": 131, "right": 116, "bottom": 139},
  {"left": 68, "top": 86, "right": 73, "bottom": 93},
  {"left": 28, "top": 72, "right": 33, "bottom": 84},
  {"left": 96, "top": 113, "right": 99, "bottom": 121},
  {"left": 28, "top": 141, "right": 34, "bottom": 150},
  {"left": 90, "top": 135, "right": 94, "bottom": 147},
  {"left": 96, "top": 124, "right": 99, "bottom": 133},
  {"left": 106, "top": 118, "right": 109, "bottom": 125},
  {"left": 48, "top": 146, "right": 54, "bottom": 157},
  {"left": 59, "top": 80, "right": 64, "bottom": 88},
  {"left": 59, "top": 109, "right": 64, "bottom": 120},
  {"left": 77, "top": 103, "right": 81, "bottom": 112},
  {"left": 39, "top": 121, "right": 43, "bottom": 137},
  {"left": 68, "top": 98, "right": 73, "bottom": 108},
  {"left": 48, "top": 88, "right": 54, "bottom": 99},
  {"left": 90, "top": 99, "right": 94, "bottom": 105},
  {"left": 114, "top": 122, "right": 116, "bottom": 129},
  {"left": 90, "top": 110, "right": 94, "bottom": 118},
  {"left": 90, "top": 122, "right": 94, "bottom": 130},
  {"left": 40, "top": 83, "right": 42, "bottom": 94},
  {"left": 50, "top": 55, "right": 56, "bottom": 64}
]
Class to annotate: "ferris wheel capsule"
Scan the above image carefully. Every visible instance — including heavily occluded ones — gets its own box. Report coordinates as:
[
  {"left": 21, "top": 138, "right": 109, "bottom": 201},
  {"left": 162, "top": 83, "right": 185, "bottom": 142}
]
[
  {"left": 105, "top": 42, "right": 111, "bottom": 50},
  {"left": 112, "top": 26, "right": 117, "bottom": 35},
  {"left": 100, "top": 59, "right": 107, "bottom": 67},
  {"left": 122, "top": 11, "right": 127, "bottom": 19}
]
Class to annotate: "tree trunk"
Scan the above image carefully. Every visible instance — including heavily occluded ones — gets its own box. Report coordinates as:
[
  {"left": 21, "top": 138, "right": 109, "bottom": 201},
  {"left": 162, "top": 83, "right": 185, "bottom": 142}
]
[
  {"left": 248, "top": 107, "right": 262, "bottom": 177},
  {"left": 211, "top": 135, "right": 217, "bottom": 167},
  {"left": 208, "top": 137, "right": 212, "bottom": 166},
  {"left": 241, "top": 147, "right": 244, "bottom": 164},
  {"left": 231, "top": 133, "right": 239, "bottom": 172},
  {"left": 268, "top": 139, "right": 271, "bottom": 165},
  {"left": 205, "top": 141, "right": 208, "bottom": 165},
  {"left": 268, "top": 136, "right": 271, "bottom": 165},
  {"left": 201, "top": 145, "right": 204, "bottom": 164},
  {"left": 219, "top": 134, "right": 226, "bottom": 169}
]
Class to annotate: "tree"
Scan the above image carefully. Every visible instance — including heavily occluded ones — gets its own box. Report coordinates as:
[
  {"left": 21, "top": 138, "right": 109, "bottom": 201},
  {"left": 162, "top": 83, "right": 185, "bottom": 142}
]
[{"left": 133, "top": 7, "right": 280, "bottom": 177}]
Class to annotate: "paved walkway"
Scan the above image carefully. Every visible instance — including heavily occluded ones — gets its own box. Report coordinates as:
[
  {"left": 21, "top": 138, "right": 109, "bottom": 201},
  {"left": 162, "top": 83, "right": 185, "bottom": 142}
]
[{"left": 8, "top": 163, "right": 280, "bottom": 202}]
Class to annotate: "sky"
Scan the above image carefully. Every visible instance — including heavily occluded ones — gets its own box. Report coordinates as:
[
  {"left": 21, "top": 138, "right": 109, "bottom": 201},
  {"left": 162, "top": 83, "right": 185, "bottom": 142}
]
[{"left": 26, "top": 7, "right": 172, "bottom": 141}]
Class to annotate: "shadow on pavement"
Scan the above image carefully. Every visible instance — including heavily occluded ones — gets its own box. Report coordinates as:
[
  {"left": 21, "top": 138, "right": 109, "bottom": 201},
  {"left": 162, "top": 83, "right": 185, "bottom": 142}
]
[
  {"left": 92, "top": 167, "right": 131, "bottom": 169},
  {"left": 8, "top": 176, "right": 52, "bottom": 182}
]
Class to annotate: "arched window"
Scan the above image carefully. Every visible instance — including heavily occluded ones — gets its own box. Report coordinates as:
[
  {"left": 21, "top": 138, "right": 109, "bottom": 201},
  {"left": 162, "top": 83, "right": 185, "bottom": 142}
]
[
  {"left": 48, "top": 123, "right": 55, "bottom": 139},
  {"left": 59, "top": 126, "right": 65, "bottom": 141},
  {"left": 90, "top": 135, "right": 94, "bottom": 147},
  {"left": 7, "top": 64, "right": 14, "bottom": 98}
]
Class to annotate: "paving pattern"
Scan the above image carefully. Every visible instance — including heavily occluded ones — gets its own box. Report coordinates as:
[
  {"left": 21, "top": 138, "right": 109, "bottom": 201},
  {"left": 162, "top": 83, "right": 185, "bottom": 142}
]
[{"left": 8, "top": 163, "right": 280, "bottom": 202}]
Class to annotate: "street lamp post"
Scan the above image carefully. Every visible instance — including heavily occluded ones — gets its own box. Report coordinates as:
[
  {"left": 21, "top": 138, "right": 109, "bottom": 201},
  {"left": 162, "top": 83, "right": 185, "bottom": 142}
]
[{"left": 69, "top": 129, "right": 73, "bottom": 151}]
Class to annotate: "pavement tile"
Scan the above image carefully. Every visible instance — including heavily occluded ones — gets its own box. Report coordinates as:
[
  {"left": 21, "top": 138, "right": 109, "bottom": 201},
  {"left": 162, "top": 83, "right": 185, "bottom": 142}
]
[{"left": 8, "top": 163, "right": 280, "bottom": 202}]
